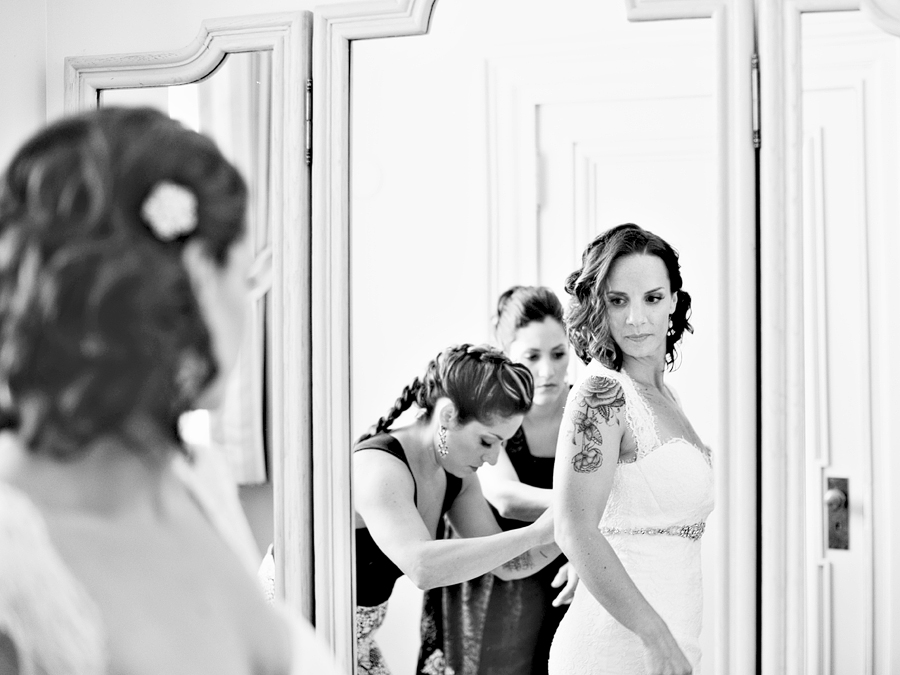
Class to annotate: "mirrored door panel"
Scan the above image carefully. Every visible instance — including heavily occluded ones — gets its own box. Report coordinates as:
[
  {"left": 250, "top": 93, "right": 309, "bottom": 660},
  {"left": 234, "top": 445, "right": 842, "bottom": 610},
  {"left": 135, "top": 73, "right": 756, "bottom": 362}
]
[
  {"left": 103, "top": 52, "right": 275, "bottom": 495},
  {"left": 66, "top": 12, "right": 314, "bottom": 620},
  {"left": 350, "top": 2, "right": 727, "bottom": 672}
]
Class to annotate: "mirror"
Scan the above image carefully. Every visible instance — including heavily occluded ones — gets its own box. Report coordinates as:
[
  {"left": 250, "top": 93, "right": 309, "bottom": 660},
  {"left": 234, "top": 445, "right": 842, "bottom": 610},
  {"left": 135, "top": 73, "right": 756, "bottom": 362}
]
[
  {"left": 336, "top": 1, "right": 757, "bottom": 673},
  {"left": 102, "top": 48, "right": 274, "bottom": 511},
  {"left": 65, "top": 11, "right": 314, "bottom": 619}
]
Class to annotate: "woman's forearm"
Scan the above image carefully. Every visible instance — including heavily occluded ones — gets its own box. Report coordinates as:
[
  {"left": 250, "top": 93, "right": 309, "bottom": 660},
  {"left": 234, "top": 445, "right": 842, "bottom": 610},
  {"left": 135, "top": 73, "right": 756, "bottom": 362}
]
[
  {"left": 403, "top": 523, "right": 548, "bottom": 590},
  {"left": 482, "top": 482, "right": 552, "bottom": 522},
  {"left": 491, "top": 540, "right": 561, "bottom": 580}
]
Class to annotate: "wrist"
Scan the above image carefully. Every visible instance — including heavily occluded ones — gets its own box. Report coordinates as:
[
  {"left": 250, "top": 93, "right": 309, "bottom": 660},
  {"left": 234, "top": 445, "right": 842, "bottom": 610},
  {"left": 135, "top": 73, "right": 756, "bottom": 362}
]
[
  {"left": 636, "top": 616, "right": 673, "bottom": 647},
  {"left": 526, "top": 521, "right": 549, "bottom": 547}
]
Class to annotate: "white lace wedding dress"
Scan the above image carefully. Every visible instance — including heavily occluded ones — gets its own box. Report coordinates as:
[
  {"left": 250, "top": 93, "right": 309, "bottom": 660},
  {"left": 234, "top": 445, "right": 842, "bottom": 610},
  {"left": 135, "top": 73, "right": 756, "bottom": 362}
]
[{"left": 548, "top": 362, "right": 714, "bottom": 675}]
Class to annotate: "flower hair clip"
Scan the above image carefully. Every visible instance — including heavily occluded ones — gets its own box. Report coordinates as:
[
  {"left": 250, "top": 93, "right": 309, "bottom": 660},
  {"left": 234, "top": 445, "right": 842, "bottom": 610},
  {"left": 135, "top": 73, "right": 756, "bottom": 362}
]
[{"left": 140, "top": 181, "right": 198, "bottom": 242}]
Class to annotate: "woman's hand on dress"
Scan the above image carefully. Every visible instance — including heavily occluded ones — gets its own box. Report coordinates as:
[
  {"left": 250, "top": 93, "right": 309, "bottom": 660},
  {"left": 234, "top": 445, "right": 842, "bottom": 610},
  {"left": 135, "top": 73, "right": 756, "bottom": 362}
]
[
  {"left": 641, "top": 631, "right": 693, "bottom": 675},
  {"left": 550, "top": 561, "right": 579, "bottom": 606}
]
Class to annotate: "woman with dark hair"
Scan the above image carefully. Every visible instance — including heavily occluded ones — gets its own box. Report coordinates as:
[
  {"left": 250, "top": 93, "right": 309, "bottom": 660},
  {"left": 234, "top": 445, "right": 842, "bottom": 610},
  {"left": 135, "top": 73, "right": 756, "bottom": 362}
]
[
  {"left": 354, "top": 343, "right": 559, "bottom": 675},
  {"left": 0, "top": 107, "right": 333, "bottom": 675},
  {"left": 419, "top": 287, "right": 576, "bottom": 675},
  {"left": 548, "top": 224, "right": 713, "bottom": 675}
]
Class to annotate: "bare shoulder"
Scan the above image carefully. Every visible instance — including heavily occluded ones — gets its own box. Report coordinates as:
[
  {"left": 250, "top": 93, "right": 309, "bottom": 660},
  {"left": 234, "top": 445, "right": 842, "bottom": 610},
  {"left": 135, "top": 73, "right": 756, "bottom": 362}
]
[{"left": 353, "top": 446, "right": 415, "bottom": 494}]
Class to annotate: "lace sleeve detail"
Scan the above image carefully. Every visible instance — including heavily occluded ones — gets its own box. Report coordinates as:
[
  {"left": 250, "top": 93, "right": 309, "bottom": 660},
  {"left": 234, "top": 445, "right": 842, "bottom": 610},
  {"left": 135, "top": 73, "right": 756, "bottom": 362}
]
[
  {"left": 0, "top": 484, "right": 107, "bottom": 675},
  {"left": 584, "top": 363, "right": 659, "bottom": 459}
]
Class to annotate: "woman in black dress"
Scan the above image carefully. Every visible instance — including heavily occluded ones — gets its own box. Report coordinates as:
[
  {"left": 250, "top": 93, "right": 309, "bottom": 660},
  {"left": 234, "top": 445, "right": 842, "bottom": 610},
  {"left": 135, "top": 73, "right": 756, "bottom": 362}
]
[
  {"left": 354, "top": 343, "right": 561, "bottom": 675},
  {"left": 419, "top": 287, "right": 576, "bottom": 675}
]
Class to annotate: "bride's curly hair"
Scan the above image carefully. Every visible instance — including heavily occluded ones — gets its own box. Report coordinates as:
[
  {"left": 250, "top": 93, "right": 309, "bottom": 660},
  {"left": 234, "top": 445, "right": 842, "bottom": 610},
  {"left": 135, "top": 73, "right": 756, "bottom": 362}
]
[
  {"left": 0, "top": 107, "right": 247, "bottom": 458},
  {"left": 564, "top": 223, "right": 693, "bottom": 371}
]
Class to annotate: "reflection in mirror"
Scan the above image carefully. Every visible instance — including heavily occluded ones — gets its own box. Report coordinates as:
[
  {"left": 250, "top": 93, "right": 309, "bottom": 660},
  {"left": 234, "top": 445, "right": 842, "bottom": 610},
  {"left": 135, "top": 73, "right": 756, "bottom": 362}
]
[
  {"left": 102, "top": 51, "right": 276, "bottom": 555},
  {"left": 65, "top": 12, "right": 313, "bottom": 633},
  {"left": 350, "top": 1, "right": 724, "bottom": 672}
]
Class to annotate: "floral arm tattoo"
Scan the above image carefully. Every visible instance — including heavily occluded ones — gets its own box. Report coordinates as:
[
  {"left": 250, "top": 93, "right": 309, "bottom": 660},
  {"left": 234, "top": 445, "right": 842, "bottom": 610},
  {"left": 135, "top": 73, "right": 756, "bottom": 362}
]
[
  {"left": 568, "top": 376, "right": 625, "bottom": 474},
  {"left": 503, "top": 552, "right": 534, "bottom": 572}
]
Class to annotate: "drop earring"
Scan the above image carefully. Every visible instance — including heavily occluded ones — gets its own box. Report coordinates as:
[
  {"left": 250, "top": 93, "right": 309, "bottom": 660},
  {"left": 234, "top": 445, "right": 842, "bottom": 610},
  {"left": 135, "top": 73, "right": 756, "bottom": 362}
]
[
  {"left": 437, "top": 425, "right": 449, "bottom": 457},
  {"left": 175, "top": 351, "right": 207, "bottom": 406}
]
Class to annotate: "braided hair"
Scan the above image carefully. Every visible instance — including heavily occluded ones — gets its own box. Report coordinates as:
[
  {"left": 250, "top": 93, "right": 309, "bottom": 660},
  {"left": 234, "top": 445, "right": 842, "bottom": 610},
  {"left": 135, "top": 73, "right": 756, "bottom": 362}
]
[
  {"left": 357, "top": 344, "right": 534, "bottom": 443},
  {"left": 493, "top": 285, "right": 565, "bottom": 352},
  {"left": 564, "top": 223, "right": 693, "bottom": 371}
]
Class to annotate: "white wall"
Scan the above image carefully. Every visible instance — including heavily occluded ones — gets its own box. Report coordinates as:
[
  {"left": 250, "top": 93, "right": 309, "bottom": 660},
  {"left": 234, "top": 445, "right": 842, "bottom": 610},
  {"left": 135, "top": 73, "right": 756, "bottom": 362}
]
[{"left": 0, "top": 0, "right": 48, "bottom": 168}]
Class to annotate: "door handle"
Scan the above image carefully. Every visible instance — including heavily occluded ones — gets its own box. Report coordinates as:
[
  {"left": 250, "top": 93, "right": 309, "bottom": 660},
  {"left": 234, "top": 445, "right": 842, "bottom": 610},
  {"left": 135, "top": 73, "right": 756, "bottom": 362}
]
[{"left": 824, "top": 477, "right": 849, "bottom": 550}]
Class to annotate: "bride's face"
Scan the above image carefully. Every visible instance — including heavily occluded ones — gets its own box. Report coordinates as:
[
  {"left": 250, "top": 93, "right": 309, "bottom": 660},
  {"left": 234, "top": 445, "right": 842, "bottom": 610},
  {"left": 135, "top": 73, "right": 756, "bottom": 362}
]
[{"left": 603, "top": 253, "right": 677, "bottom": 362}]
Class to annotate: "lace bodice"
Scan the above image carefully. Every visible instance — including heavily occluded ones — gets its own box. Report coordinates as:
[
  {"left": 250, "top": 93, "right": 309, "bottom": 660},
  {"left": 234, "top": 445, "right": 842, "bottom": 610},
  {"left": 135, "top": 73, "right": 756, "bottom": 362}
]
[
  {"left": 585, "top": 362, "right": 714, "bottom": 534},
  {"left": 549, "top": 361, "right": 715, "bottom": 674}
]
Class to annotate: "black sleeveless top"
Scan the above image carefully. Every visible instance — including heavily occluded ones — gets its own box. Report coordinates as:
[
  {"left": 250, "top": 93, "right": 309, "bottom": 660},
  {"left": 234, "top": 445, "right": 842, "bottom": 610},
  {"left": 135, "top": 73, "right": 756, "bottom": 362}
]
[
  {"left": 490, "top": 425, "right": 557, "bottom": 532},
  {"left": 354, "top": 433, "right": 464, "bottom": 607}
]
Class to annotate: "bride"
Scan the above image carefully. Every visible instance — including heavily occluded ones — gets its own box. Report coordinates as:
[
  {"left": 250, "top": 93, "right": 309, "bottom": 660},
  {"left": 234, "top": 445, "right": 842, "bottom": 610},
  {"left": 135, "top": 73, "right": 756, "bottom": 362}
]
[{"left": 548, "top": 224, "right": 714, "bottom": 675}]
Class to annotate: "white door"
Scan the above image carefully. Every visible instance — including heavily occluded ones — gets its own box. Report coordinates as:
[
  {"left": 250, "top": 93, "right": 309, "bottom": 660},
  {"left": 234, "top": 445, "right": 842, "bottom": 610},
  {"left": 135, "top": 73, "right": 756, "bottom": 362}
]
[
  {"left": 800, "top": 11, "right": 900, "bottom": 674},
  {"left": 759, "top": 2, "right": 900, "bottom": 673}
]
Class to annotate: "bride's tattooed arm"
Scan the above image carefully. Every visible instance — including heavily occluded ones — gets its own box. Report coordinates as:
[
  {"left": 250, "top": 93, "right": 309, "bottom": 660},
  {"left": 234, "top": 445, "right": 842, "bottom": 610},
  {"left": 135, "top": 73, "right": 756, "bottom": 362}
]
[{"left": 568, "top": 376, "right": 625, "bottom": 474}]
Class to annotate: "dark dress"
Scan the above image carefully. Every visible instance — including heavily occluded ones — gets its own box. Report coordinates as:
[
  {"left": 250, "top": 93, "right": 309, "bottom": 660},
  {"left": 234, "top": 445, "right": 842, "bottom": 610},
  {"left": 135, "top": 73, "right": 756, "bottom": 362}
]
[
  {"left": 355, "top": 433, "right": 463, "bottom": 675},
  {"left": 417, "top": 427, "right": 568, "bottom": 675}
]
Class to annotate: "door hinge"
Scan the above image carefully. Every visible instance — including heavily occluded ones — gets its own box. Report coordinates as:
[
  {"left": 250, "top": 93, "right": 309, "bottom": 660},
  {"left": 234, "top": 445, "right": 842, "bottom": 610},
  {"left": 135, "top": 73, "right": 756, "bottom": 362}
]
[
  {"left": 751, "top": 54, "right": 760, "bottom": 150},
  {"left": 305, "top": 78, "right": 313, "bottom": 166}
]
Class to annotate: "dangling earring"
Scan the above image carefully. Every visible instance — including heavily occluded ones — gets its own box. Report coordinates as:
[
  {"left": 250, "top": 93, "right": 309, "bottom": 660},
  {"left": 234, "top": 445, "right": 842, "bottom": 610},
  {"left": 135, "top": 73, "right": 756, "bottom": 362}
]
[
  {"left": 437, "top": 425, "right": 449, "bottom": 457},
  {"left": 667, "top": 315, "right": 675, "bottom": 336},
  {"left": 176, "top": 351, "right": 207, "bottom": 406}
]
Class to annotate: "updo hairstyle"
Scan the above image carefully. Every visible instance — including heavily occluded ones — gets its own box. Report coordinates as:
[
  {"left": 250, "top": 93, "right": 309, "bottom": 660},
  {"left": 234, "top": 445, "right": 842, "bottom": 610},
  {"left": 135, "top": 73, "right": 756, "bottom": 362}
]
[{"left": 0, "top": 106, "right": 247, "bottom": 457}]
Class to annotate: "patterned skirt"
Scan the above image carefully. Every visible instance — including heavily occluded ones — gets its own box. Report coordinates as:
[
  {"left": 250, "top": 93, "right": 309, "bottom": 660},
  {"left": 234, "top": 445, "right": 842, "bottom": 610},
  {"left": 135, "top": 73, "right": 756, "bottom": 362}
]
[{"left": 357, "top": 602, "right": 391, "bottom": 675}]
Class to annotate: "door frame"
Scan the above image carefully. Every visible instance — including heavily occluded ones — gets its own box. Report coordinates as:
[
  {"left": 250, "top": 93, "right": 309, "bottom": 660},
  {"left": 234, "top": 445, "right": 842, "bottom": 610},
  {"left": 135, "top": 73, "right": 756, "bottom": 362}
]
[{"left": 310, "top": 3, "right": 437, "bottom": 671}]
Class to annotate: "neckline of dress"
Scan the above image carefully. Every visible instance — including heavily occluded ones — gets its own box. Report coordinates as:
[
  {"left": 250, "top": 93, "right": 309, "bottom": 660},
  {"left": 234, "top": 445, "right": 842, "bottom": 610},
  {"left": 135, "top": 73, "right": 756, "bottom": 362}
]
[{"left": 589, "top": 364, "right": 710, "bottom": 465}]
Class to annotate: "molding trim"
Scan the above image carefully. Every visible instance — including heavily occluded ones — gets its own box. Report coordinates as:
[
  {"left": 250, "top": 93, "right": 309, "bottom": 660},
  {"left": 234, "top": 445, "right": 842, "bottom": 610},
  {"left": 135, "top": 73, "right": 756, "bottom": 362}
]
[
  {"left": 64, "top": 10, "right": 315, "bottom": 619},
  {"left": 625, "top": 0, "right": 721, "bottom": 20},
  {"left": 65, "top": 13, "right": 308, "bottom": 112},
  {"left": 310, "top": 1, "right": 437, "bottom": 672},
  {"left": 861, "top": 0, "right": 900, "bottom": 35},
  {"left": 757, "top": 3, "right": 808, "bottom": 670}
]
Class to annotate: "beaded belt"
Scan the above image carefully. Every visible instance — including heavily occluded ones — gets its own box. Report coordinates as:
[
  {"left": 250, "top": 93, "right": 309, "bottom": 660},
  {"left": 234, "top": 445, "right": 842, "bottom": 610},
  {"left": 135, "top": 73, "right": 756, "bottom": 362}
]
[{"left": 600, "top": 522, "right": 706, "bottom": 541}]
